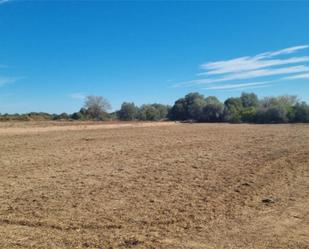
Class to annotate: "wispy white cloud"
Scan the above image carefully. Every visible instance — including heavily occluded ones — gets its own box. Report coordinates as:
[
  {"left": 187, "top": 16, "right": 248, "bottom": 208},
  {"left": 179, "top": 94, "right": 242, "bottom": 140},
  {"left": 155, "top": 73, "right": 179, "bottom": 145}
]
[
  {"left": 199, "top": 56, "right": 309, "bottom": 76},
  {"left": 0, "top": 62, "right": 22, "bottom": 87},
  {"left": 264, "top": 45, "right": 309, "bottom": 57},
  {"left": 68, "top": 92, "right": 86, "bottom": 100},
  {"left": 224, "top": 85, "right": 272, "bottom": 92},
  {"left": 0, "top": 0, "right": 10, "bottom": 5},
  {"left": 0, "top": 76, "right": 22, "bottom": 87},
  {"left": 174, "top": 45, "right": 309, "bottom": 91},
  {"left": 283, "top": 73, "right": 309, "bottom": 80},
  {"left": 204, "top": 81, "right": 272, "bottom": 90},
  {"left": 178, "top": 65, "right": 309, "bottom": 86}
]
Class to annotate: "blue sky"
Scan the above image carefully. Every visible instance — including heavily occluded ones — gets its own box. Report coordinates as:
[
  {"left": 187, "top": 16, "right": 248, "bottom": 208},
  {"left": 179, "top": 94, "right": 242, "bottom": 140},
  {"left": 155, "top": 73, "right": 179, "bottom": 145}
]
[{"left": 0, "top": 1, "right": 309, "bottom": 114}]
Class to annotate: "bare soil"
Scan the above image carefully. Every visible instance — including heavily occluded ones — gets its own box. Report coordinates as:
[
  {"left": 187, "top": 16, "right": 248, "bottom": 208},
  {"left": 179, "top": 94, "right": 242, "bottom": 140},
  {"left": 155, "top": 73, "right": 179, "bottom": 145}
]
[{"left": 0, "top": 122, "right": 308, "bottom": 248}]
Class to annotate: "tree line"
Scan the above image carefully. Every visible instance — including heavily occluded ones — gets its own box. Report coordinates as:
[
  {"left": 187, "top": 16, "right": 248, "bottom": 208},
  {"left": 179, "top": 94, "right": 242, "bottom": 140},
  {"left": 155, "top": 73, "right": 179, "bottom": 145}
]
[
  {"left": 1, "top": 93, "right": 309, "bottom": 123},
  {"left": 168, "top": 92, "right": 309, "bottom": 123}
]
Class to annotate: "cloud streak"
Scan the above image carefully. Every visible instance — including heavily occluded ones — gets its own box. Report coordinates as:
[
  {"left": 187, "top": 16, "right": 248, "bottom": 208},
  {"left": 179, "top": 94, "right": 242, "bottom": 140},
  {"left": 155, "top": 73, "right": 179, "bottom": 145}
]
[
  {"left": 204, "top": 81, "right": 272, "bottom": 90},
  {"left": 183, "top": 65, "right": 309, "bottom": 86},
  {"left": 0, "top": 76, "right": 21, "bottom": 87},
  {"left": 0, "top": 0, "right": 10, "bottom": 5},
  {"left": 0, "top": 62, "right": 22, "bottom": 87},
  {"left": 283, "top": 73, "right": 309, "bottom": 80},
  {"left": 175, "top": 45, "right": 309, "bottom": 91},
  {"left": 68, "top": 92, "right": 86, "bottom": 100},
  {"left": 199, "top": 56, "right": 309, "bottom": 76}
]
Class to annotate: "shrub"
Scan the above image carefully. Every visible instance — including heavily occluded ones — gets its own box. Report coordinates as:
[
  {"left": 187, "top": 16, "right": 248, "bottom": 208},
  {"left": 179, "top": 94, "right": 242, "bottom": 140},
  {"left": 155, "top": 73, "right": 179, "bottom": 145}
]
[{"left": 71, "top": 112, "right": 84, "bottom": 120}]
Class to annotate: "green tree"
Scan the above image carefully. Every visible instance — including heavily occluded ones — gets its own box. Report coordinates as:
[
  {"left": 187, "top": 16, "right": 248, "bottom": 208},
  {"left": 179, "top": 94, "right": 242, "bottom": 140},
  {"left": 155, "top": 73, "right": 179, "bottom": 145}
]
[
  {"left": 201, "top": 96, "right": 224, "bottom": 122},
  {"left": 118, "top": 102, "right": 138, "bottom": 121},
  {"left": 291, "top": 102, "right": 309, "bottom": 122},
  {"left": 185, "top": 92, "right": 206, "bottom": 120},
  {"left": 257, "top": 95, "right": 298, "bottom": 123},
  {"left": 169, "top": 92, "right": 206, "bottom": 121},
  {"left": 241, "top": 107, "right": 257, "bottom": 123},
  {"left": 151, "top": 104, "right": 170, "bottom": 120},
  {"left": 256, "top": 105, "right": 289, "bottom": 123},
  {"left": 168, "top": 98, "right": 187, "bottom": 120},
  {"left": 223, "top": 97, "right": 243, "bottom": 122},
  {"left": 138, "top": 105, "right": 160, "bottom": 121},
  {"left": 260, "top": 95, "right": 298, "bottom": 108},
  {"left": 241, "top": 92, "right": 259, "bottom": 108}
]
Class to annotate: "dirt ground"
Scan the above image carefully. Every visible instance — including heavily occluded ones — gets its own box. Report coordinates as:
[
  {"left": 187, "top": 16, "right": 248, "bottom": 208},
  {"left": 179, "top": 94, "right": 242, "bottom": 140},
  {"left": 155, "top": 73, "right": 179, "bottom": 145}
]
[{"left": 0, "top": 122, "right": 308, "bottom": 249}]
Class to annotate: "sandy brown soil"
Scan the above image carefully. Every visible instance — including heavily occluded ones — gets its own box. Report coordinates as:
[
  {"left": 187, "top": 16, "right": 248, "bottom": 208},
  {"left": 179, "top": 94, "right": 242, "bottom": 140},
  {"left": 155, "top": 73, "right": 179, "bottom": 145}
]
[
  {"left": 0, "top": 121, "right": 174, "bottom": 135},
  {"left": 0, "top": 122, "right": 308, "bottom": 249}
]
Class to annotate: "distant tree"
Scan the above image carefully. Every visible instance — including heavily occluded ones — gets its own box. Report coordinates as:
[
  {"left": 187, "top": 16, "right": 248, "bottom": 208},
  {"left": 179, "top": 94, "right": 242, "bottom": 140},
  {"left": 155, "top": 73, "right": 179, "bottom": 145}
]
[
  {"left": 241, "top": 107, "right": 257, "bottom": 123},
  {"left": 276, "top": 95, "right": 298, "bottom": 106},
  {"left": 256, "top": 105, "right": 289, "bottom": 123},
  {"left": 169, "top": 92, "right": 206, "bottom": 121},
  {"left": 256, "top": 95, "right": 299, "bottom": 123},
  {"left": 291, "top": 102, "right": 309, "bottom": 122},
  {"left": 151, "top": 104, "right": 170, "bottom": 120},
  {"left": 201, "top": 96, "right": 224, "bottom": 122},
  {"left": 168, "top": 98, "right": 187, "bottom": 120},
  {"left": 260, "top": 95, "right": 298, "bottom": 108},
  {"left": 79, "top": 108, "right": 88, "bottom": 116},
  {"left": 185, "top": 93, "right": 206, "bottom": 120},
  {"left": 259, "top": 97, "right": 275, "bottom": 109},
  {"left": 241, "top": 92, "right": 259, "bottom": 108},
  {"left": 107, "top": 112, "right": 118, "bottom": 120},
  {"left": 118, "top": 102, "right": 138, "bottom": 121},
  {"left": 138, "top": 105, "right": 160, "bottom": 121},
  {"left": 71, "top": 112, "right": 84, "bottom": 120},
  {"left": 84, "top": 95, "right": 111, "bottom": 120},
  {"left": 223, "top": 97, "right": 243, "bottom": 122},
  {"left": 54, "top": 113, "right": 70, "bottom": 120}
]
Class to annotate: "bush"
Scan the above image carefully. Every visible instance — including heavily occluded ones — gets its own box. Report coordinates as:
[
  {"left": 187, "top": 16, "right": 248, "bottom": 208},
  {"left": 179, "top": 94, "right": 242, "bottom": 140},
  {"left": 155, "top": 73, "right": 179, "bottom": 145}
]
[
  {"left": 71, "top": 112, "right": 84, "bottom": 120},
  {"left": 54, "top": 113, "right": 70, "bottom": 120}
]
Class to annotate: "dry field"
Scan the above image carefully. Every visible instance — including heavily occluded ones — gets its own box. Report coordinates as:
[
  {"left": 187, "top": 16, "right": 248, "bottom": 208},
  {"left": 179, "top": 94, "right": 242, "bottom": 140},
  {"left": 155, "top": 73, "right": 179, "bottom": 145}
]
[{"left": 0, "top": 122, "right": 308, "bottom": 249}]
